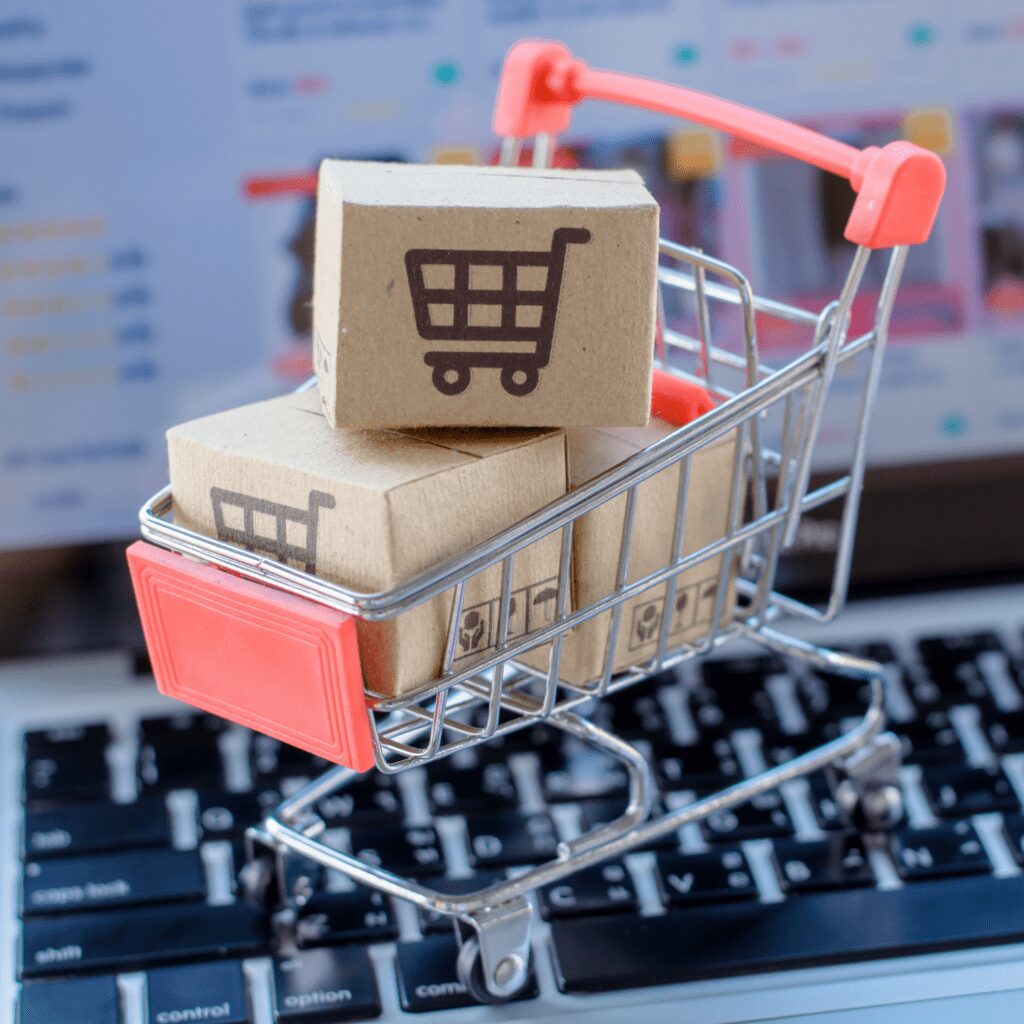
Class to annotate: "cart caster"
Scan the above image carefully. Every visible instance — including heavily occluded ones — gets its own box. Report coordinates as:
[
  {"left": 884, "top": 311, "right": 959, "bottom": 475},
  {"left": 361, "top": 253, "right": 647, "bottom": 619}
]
[
  {"left": 456, "top": 937, "right": 529, "bottom": 1004},
  {"left": 833, "top": 731, "right": 904, "bottom": 831},
  {"left": 500, "top": 364, "right": 539, "bottom": 397},
  {"left": 431, "top": 362, "right": 472, "bottom": 395}
]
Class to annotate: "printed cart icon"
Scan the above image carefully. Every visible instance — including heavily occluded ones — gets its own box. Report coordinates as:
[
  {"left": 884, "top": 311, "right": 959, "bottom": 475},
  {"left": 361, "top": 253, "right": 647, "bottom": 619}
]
[
  {"left": 210, "top": 487, "right": 335, "bottom": 575},
  {"left": 404, "top": 226, "right": 591, "bottom": 397}
]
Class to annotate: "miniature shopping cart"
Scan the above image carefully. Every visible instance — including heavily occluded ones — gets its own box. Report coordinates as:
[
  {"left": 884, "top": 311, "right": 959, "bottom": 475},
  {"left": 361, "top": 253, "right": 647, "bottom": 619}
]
[
  {"left": 128, "top": 41, "right": 944, "bottom": 1003},
  {"left": 405, "top": 226, "right": 591, "bottom": 397}
]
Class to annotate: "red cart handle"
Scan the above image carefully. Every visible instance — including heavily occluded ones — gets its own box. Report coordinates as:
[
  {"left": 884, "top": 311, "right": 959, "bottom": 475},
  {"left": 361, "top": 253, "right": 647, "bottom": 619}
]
[{"left": 494, "top": 40, "right": 945, "bottom": 250}]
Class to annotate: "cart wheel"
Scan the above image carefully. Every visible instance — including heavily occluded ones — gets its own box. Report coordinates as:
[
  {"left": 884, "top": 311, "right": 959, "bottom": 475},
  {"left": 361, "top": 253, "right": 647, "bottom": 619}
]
[
  {"left": 500, "top": 364, "right": 539, "bottom": 397},
  {"left": 432, "top": 363, "right": 472, "bottom": 396},
  {"left": 455, "top": 937, "right": 529, "bottom": 1004}
]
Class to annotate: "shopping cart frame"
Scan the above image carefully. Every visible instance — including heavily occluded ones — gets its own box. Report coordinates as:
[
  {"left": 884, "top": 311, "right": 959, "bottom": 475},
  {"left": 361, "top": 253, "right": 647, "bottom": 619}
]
[{"left": 135, "top": 41, "right": 944, "bottom": 1002}]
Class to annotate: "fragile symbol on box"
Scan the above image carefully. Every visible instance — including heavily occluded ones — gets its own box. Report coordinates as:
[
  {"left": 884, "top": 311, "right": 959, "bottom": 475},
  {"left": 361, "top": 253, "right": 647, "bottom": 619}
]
[
  {"left": 404, "top": 227, "right": 591, "bottom": 398},
  {"left": 455, "top": 577, "right": 559, "bottom": 660},
  {"left": 210, "top": 487, "right": 336, "bottom": 574},
  {"left": 627, "top": 576, "right": 722, "bottom": 652}
]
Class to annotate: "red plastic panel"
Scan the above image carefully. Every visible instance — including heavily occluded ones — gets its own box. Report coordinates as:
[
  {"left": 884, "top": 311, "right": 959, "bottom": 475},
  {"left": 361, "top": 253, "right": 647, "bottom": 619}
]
[{"left": 127, "top": 541, "right": 374, "bottom": 772}]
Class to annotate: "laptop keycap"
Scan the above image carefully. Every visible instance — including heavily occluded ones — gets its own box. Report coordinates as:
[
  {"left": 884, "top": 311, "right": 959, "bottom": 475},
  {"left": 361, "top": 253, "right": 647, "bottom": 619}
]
[
  {"left": 919, "top": 764, "right": 1020, "bottom": 817},
  {"left": 348, "top": 825, "right": 444, "bottom": 876},
  {"left": 24, "top": 725, "right": 111, "bottom": 806},
  {"left": 20, "top": 900, "right": 268, "bottom": 978},
  {"left": 540, "top": 861, "right": 638, "bottom": 918},
  {"left": 146, "top": 960, "right": 249, "bottom": 1024},
  {"left": 273, "top": 947, "right": 381, "bottom": 1021},
  {"left": 22, "top": 847, "right": 205, "bottom": 916},
  {"left": 891, "top": 821, "right": 992, "bottom": 880},
  {"left": 465, "top": 811, "right": 559, "bottom": 868},
  {"left": 654, "top": 848, "right": 757, "bottom": 907},
  {"left": 19, "top": 974, "right": 119, "bottom": 1024},
  {"left": 197, "top": 788, "right": 282, "bottom": 839},
  {"left": 295, "top": 889, "right": 397, "bottom": 948},
  {"left": 549, "top": 874, "right": 1024, "bottom": 993},
  {"left": 774, "top": 834, "right": 874, "bottom": 891},
  {"left": 395, "top": 934, "right": 537, "bottom": 1012},
  {"left": 23, "top": 795, "right": 171, "bottom": 858}
]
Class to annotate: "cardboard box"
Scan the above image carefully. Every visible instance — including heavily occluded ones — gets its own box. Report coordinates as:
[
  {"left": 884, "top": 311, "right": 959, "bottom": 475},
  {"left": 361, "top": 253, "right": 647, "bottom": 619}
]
[
  {"left": 313, "top": 160, "right": 659, "bottom": 429},
  {"left": 167, "top": 390, "right": 567, "bottom": 698},
  {"left": 524, "top": 418, "right": 738, "bottom": 685}
]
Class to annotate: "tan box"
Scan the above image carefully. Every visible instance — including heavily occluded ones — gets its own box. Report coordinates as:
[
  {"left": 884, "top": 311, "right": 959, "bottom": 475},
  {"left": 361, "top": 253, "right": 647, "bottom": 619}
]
[
  {"left": 525, "top": 419, "right": 738, "bottom": 685},
  {"left": 313, "top": 160, "right": 659, "bottom": 430},
  {"left": 167, "top": 390, "right": 568, "bottom": 698}
]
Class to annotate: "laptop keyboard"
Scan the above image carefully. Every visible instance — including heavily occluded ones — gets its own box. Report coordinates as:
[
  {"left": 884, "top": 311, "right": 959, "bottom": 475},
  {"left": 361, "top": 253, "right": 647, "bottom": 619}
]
[{"left": 14, "top": 627, "right": 1024, "bottom": 1020}]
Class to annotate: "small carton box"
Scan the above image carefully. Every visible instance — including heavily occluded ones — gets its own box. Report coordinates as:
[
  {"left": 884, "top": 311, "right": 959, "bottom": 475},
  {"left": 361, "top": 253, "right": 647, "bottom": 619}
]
[
  {"left": 167, "top": 390, "right": 567, "bottom": 698},
  {"left": 525, "top": 418, "right": 738, "bottom": 685},
  {"left": 313, "top": 160, "right": 659, "bottom": 429}
]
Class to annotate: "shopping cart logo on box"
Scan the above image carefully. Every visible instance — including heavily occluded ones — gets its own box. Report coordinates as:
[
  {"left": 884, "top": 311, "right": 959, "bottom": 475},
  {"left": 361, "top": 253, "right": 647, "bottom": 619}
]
[
  {"left": 404, "top": 226, "right": 590, "bottom": 398},
  {"left": 210, "top": 487, "right": 335, "bottom": 574}
]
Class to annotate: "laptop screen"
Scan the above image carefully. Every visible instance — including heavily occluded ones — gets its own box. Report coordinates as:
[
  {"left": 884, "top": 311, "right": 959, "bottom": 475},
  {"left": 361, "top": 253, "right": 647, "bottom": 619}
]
[{"left": 2, "top": 3, "right": 1022, "bottom": 655}]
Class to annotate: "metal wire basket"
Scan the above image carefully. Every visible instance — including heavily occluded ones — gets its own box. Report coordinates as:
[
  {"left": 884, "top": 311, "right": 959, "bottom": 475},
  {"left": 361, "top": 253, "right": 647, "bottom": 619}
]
[{"left": 130, "top": 40, "right": 945, "bottom": 1002}]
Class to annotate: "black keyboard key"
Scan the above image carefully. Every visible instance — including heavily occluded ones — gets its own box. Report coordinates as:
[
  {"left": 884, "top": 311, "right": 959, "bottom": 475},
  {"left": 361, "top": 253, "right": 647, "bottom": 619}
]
[
  {"left": 465, "top": 811, "right": 559, "bottom": 868},
  {"left": 147, "top": 960, "right": 248, "bottom": 1024},
  {"left": 983, "top": 708, "right": 1024, "bottom": 755},
  {"left": 653, "top": 735, "right": 741, "bottom": 790},
  {"left": 797, "top": 671, "right": 873, "bottom": 723},
  {"left": 417, "top": 873, "right": 505, "bottom": 935},
  {"left": 21, "top": 901, "right": 268, "bottom": 978},
  {"left": 348, "top": 825, "right": 444, "bottom": 876},
  {"left": 918, "top": 632, "right": 1015, "bottom": 704},
  {"left": 577, "top": 797, "right": 675, "bottom": 850},
  {"left": 700, "top": 791, "right": 793, "bottom": 843},
  {"left": 19, "top": 974, "right": 119, "bottom": 1024},
  {"left": 24, "top": 795, "right": 171, "bottom": 858},
  {"left": 895, "top": 710, "right": 964, "bottom": 764},
  {"left": 762, "top": 724, "right": 840, "bottom": 766},
  {"left": 540, "top": 861, "right": 637, "bottom": 918},
  {"left": 22, "top": 847, "right": 205, "bottom": 916},
  {"left": 316, "top": 775, "right": 403, "bottom": 825},
  {"left": 698, "top": 656, "right": 783, "bottom": 724},
  {"left": 774, "top": 834, "right": 873, "bottom": 891},
  {"left": 549, "top": 874, "right": 1024, "bottom": 993},
  {"left": 395, "top": 934, "right": 537, "bottom": 1012},
  {"left": 1000, "top": 813, "right": 1024, "bottom": 865},
  {"left": 138, "top": 724, "right": 225, "bottom": 792},
  {"left": 197, "top": 788, "right": 282, "bottom": 838},
  {"left": 140, "top": 713, "right": 224, "bottom": 745},
  {"left": 807, "top": 771, "right": 845, "bottom": 830},
  {"left": 920, "top": 764, "right": 1020, "bottom": 818},
  {"left": 296, "top": 889, "right": 397, "bottom": 947},
  {"left": 542, "top": 749, "right": 630, "bottom": 802},
  {"left": 251, "top": 734, "right": 328, "bottom": 784},
  {"left": 891, "top": 821, "right": 991, "bottom": 880},
  {"left": 24, "top": 725, "right": 110, "bottom": 806},
  {"left": 426, "top": 761, "right": 517, "bottom": 815},
  {"left": 654, "top": 848, "right": 757, "bottom": 907},
  {"left": 273, "top": 947, "right": 381, "bottom": 1021},
  {"left": 593, "top": 685, "right": 668, "bottom": 737}
]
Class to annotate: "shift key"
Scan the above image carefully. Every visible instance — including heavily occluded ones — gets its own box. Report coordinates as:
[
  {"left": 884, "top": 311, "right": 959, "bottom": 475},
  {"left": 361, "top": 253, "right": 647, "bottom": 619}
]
[
  {"left": 21, "top": 901, "right": 269, "bottom": 979},
  {"left": 22, "top": 848, "right": 205, "bottom": 916}
]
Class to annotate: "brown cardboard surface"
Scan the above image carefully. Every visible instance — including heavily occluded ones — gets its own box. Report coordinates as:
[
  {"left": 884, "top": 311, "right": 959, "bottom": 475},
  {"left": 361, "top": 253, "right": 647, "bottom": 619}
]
[
  {"left": 313, "top": 160, "right": 659, "bottom": 429},
  {"left": 167, "top": 389, "right": 567, "bottom": 697},
  {"left": 523, "top": 418, "right": 738, "bottom": 685}
]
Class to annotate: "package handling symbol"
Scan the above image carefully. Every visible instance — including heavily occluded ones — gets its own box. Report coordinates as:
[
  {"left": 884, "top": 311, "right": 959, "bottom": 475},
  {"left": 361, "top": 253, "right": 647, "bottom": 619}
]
[{"left": 404, "top": 227, "right": 591, "bottom": 398}]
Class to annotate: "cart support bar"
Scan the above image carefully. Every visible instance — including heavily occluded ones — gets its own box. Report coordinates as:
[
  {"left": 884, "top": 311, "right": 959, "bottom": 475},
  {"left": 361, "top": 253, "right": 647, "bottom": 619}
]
[{"left": 494, "top": 40, "right": 946, "bottom": 249}]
